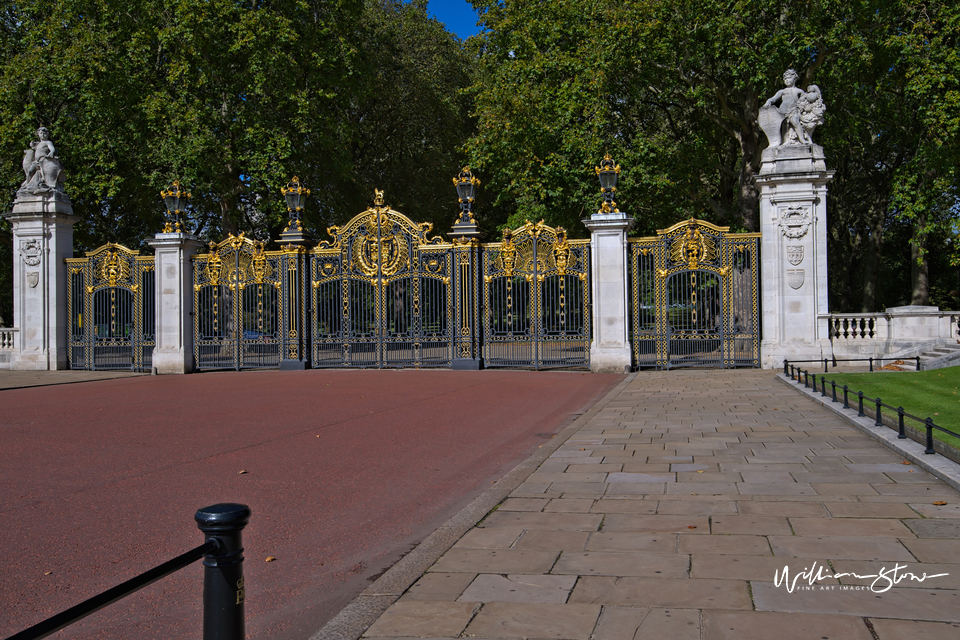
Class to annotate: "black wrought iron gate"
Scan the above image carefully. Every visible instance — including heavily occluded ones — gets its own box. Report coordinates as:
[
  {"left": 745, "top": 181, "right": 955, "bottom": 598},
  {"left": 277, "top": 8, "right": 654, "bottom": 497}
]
[
  {"left": 310, "top": 197, "right": 453, "bottom": 368},
  {"left": 481, "top": 221, "right": 591, "bottom": 369},
  {"left": 629, "top": 218, "right": 759, "bottom": 369},
  {"left": 193, "top": 235, "right": 293, "bottom": 370},
  {"left": 66, "top": 244, "right": 155, "bottom": 371}
]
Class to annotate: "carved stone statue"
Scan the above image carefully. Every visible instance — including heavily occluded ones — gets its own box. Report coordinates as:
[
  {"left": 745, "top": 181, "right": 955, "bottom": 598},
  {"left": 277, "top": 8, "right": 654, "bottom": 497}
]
[
  {"left": 19, "top": 127, "right": 67, "bottom": 196},
  {"left": 759, "top": 69, "right": 826, "bottom": 149}
]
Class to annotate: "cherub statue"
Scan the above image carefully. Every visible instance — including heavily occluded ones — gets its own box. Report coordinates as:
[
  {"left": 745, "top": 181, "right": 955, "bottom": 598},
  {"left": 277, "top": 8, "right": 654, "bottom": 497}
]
[
  {"left": 760, "top": 69, "right": 826, "bottom": 148},
  {"left": 763, "top": 69, "right": 810, "bottom": 144},
  {"left": 20, "top": 127, "right": 67, "bottom": 195}
]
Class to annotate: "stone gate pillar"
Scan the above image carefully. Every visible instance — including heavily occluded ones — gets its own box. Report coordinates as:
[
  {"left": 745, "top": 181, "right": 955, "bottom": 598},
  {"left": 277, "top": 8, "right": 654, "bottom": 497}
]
[
  {"left": 756, "top": 126, "right": 834, "bottom": 367},
  {"left": 149, "top": 232, "right": 204, "bottom": 374},
  {"left": 583, "top": 211, "right": 634, "bottom": 373},
  {"left": 5, "top": 194, "right": 78, "bottom": 369},
  {"left": 5, "top": 127, "right": 77, "bottom": 370}
]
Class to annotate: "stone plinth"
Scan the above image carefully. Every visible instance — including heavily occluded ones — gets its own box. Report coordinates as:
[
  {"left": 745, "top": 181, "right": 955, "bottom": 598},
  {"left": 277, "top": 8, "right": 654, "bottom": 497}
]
[
  {"left": 583, "top": 212, "right": 634, "bottom": 373},
  {"left": 4, "top": 192, "right": 78, "bottom": 370},
  {"left": 149, "top": 232, "right": 204, "bottom": 374},
  {"left": 756, "top": 144, "right": 834, "bottom": 368}
]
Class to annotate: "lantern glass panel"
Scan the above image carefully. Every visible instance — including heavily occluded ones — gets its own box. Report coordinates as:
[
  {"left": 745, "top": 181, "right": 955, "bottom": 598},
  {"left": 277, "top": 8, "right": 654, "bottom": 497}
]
[
  {"left": 599, "top": 170, "right": 617, "bottom": 191},
  {"left": 285, "top": 192, "right": 301, "bottom": 211},
  {"left": 456, "top": 182, "right": 474, "bottom": 201}
]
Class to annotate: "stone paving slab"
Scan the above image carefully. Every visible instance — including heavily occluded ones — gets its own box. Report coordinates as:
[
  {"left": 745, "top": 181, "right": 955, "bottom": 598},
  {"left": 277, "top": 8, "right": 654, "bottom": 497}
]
[{"left": 355, "top": 370, "right": 960, "bottom": 639}]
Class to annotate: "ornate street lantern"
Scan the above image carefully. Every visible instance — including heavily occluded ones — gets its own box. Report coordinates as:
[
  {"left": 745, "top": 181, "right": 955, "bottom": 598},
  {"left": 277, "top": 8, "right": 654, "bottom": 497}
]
[
  {"left": 160, "top": 180, "right": 190, "bottom": 232},
  {"left": 450, "top": 167, "right": 481, "bottom": 240},
  {"left": 279, "top": 176, "right": 312, "bottom": 246},
  {"left": 595, "top": 153, "right": 621, "bottom": 213},
  {"left": 281, "top": 176, "right": 310, "bottom": 220}
]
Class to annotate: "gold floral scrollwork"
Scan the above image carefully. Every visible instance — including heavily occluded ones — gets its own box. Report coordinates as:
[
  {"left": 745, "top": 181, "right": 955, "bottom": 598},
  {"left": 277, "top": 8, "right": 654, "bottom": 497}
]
[
  {"left": 553, "top": 228, "right": 571, "bottom": 275},
  {"left": 719, "top": 266, "right": 732, "bottom": 277},
  {"left": 251, "top": 242, "right": 269, "bottom": 284},
  {"left": 656, "top": 268, "right": 668, "bottom": 279},
  {"left": 100, "top": 250, "right": 130, "bottom": 287},
  {"left": 498, "top": 228, "right": 517, "bottom": 277},
  {"left": 669, "top": 222, "right": 717, "bottom": 270},
  {"left": 206, "top": 250, "right": 223, "bottom": 286},
  {"left": 354, "top": 213, "right": 408, "bottom": 277}
]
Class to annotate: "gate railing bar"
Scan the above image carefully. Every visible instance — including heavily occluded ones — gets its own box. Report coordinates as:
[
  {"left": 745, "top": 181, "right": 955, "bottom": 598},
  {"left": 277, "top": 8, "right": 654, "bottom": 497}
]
[
  {"left": 785, "top": 366, "right": 959, "bottom": 458},
  {"left": 4, "top": 503, "right": 250, "bottom": 640}
]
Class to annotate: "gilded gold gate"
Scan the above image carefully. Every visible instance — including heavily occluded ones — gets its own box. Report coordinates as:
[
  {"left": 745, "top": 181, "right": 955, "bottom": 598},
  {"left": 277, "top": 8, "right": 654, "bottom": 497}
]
[
  {"left": 66, "top": 243, "right": 155, "bottom": 371},
  {"left": 310, "top": 193, "right": 453, "bottom": 368},
  {"left": 192, "top": 234, "right": 297, "bottom": 370},
  {"left": 481, "top": 221, "right": 591, "bottom": 369},
  {"left": 629, "top": 219, "right": 759, "bottom": 369}
]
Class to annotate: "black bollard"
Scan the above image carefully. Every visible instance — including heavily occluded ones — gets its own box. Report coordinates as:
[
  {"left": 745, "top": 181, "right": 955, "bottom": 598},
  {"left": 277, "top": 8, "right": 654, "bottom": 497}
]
[
  {"left": 858, "top": 391, "right": 864, "bottom": 417},
  {"left": 897, "top": 407, "right": 906, "bottom": 439},
  {"left": 842, "top": 385, "right": 849, "bottom": 409},
  {"left": 875, "top": 398, "right": 883, "bottom": 427},
  {"left": 195, "top": 503, "right": 251, "bottom": 640},
  {"left": 783, "top": 360, "right": 788, "bottom": 375},
  {"left": 869, "top": 357, "right": 873, "bottom": 372},
  {"left": 925, "top": 418, "right": 936, "bottom": 454}
]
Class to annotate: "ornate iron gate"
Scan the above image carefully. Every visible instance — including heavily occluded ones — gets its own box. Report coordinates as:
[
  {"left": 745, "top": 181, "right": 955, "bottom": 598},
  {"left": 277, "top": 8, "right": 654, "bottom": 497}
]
[
  {"left": 66, "top": 244, "right": 155, "bottom": 371},
  {"left": 482, "top": 221, "right": 590, "bottom": 369},
  {"left": 629, "top": 219, "right": 759, "bottom": 369},
  {"left": 310, "top": 195, "right": 453, "bottom": 368},
  {"left": 193, "top": 234, "right": 296, "bottom": 370}
]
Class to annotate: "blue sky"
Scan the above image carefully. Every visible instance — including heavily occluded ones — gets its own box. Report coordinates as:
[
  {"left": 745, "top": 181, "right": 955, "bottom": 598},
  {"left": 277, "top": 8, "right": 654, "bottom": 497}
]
[{"left": 427, "top": 0, "right": 481, "bottom": 39}]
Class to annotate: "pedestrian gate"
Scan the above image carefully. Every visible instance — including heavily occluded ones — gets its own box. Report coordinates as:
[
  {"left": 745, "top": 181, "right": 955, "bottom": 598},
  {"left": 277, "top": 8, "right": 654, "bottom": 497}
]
[
  {"left": 311, "top": 197, "right": 454, "bottom": 368},
  {"left": 192, "top": 235, "right": 300, "bottom": 370},
  {"left": 629, "top": 219, "right": 759, "bottom": 369},
  {"left": 66, "top": 243, "right": 155, "bottom": 371},
  {"left": 481, "top": 221, "right": 591, "bottom": 369}
]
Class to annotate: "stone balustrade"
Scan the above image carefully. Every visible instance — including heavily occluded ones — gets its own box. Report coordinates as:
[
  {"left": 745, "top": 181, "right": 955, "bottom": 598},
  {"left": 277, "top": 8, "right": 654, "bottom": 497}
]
[
  {"left": 825, "top": 306, "right": 960, "bottom": 358},
  {"left": 0, "top": 327, "right": 19, "bottom": 369}
]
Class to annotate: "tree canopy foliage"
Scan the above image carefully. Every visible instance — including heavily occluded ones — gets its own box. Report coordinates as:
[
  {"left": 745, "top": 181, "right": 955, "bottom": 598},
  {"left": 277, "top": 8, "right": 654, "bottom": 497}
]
[
  {"left": 0, "top": 0, "right": 474, "bottom": 323},
  {"left": 464, "top": 0, "right": 959, "bottom": 311},
  {"left": 0, "top": 0, "right": 958, "bottom": 325}
]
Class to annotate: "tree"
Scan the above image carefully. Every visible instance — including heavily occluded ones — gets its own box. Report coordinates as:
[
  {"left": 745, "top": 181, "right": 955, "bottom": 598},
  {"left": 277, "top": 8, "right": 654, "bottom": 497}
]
[{"left": 465, "top": 0, "right": 960, "bottom": 309}]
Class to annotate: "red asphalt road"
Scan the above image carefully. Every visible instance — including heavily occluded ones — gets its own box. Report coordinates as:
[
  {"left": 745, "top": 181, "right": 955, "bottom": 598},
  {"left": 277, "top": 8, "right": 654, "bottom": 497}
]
[{"left": 0, "top": 369, "right": 621, "bottom": 639}]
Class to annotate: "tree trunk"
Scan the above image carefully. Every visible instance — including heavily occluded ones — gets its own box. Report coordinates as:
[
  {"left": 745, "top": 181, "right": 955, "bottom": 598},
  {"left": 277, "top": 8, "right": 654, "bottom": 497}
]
[
  {"left": 911, "top": 221, "right": 929, "bottom": 305},
  {"left": 861, "top": 228, "right": 881, "bottom": 312},
  {"left": 737, "top": 91, "right": 762, "bottom": 231}
]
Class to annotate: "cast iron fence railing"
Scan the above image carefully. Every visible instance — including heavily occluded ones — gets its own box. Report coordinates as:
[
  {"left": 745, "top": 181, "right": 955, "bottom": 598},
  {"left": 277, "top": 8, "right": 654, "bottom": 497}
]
[
  {"left": 784, "top": 363, "right": 960, "bottom": 459},
  {"left": 784, "top": 356, "right": 921, "bottom": 373},
  {"left": 4, "top": 504, "right": 250, "bottom": 640}
]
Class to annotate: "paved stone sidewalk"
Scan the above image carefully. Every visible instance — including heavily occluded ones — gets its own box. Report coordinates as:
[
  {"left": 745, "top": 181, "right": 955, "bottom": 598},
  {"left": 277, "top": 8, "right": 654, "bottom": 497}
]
[
  {"left": 359, "top": 370, "right": 960, "bottom": 640},
  {"left": 0, "top": 369, "right": 145, "bottom": 390}
]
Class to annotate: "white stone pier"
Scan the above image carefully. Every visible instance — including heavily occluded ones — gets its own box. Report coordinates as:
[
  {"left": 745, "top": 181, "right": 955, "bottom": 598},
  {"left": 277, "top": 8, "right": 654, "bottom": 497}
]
[
  {"left": 583, "top": 211, "right": 634, "bottom": 373},
  {"left": 756, "top": 144, "right": 834, "bottom": 368},
  {"left": 149, "top": 232, "right": 204, "bottom": 374},
  {"left": 5, "top": 193, "right": 78, "bottom": 370}
]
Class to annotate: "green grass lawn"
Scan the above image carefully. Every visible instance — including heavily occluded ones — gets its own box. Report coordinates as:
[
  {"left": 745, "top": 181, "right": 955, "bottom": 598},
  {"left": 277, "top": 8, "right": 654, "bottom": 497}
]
[{"left": 816, "top": 366, "right": 960, "bottom": 450}]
